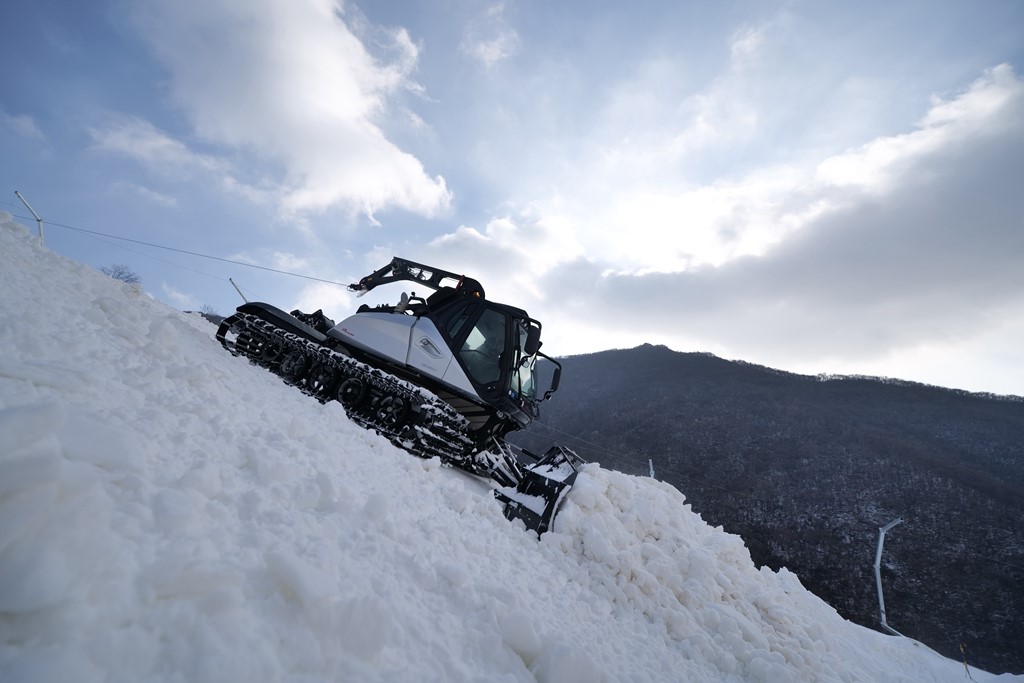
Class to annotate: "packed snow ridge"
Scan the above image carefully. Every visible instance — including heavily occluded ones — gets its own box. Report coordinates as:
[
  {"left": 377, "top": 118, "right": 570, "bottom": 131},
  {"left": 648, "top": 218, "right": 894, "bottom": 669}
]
[{"left": 1, "top": 214, "right": 1018, "bottom": 683}]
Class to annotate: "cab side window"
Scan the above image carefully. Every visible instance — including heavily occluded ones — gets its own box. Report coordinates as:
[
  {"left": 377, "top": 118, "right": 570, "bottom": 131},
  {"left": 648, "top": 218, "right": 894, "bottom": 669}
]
[
  {"left": 459, "top": 307, "right": 507, "bottom": 387},
  {"left": 446, "top": 306, "right": 472, "bottom": 341}
]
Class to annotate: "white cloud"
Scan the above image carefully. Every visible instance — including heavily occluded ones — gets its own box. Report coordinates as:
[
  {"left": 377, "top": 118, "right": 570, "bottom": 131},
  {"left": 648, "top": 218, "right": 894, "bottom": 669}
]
[
  {"left": 112, "top": 181, "right": 179, "bottom": 207},
  {"left": 425, "top": 213, "right": 584, "bottom": 302},
  {"left": 816, "top": 64, "right": 1024, "bottom": 192},
  {"left": 224, "top": 249, "right": 317, "bottom": 275},
  {"left": 922, "top": 63, "right": 1021, "bottom": 128},
  {"left": 88, "top": 117, "right": 226, "bottom": 178},
  {"left": 1, "top": 109, "right": 47, "bottom": 143},
  {"left": 787, "top": 310, "right": 1024, "bottom": 396},
  {"left": 271, "top": 252, "right": 311, "bottom": 272},
  {"left": 291, "top": 281, "right": 352, "bottom": 322},
  {"left": 456, "top": 63, "right": 1024, "bottom": 392},
  {"left": 128, "top": 0, "right": 449, "bottom": 221},
  {"left": 729, "top": 25, "right": 767, "bottom": 64},
  {"left": 161, "top": 282, "right": 198, "bottom": 309},
  {"left": 519, "top": 61, "right": 1024, "bottom": 282},
  {"left": 226, "top": 251, "right": 260, "bottom": 267},
  {"left": 460, "top": 3, "right": 520, "bottom": 69},
  {"left": 497, "top": 19, "right": 806, "bottom": 275},
  {"left": 88, "top": 116, "right": 269, "bottom": 203}
]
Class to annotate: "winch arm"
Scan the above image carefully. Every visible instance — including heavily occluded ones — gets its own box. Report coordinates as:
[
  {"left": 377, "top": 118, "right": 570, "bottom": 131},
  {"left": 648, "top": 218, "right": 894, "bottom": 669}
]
[{"left": 348, "top": 257, "right": 485, "bottom": 299}]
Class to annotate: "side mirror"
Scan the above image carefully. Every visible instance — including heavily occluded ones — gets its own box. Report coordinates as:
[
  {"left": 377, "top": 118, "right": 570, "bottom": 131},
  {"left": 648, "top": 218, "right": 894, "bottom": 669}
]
[
  {"left": 524, "top": 325, "right": 541, "bottom": 356},
  {"left": 543, "top": 362, "right": 561, "bottom": 401}
]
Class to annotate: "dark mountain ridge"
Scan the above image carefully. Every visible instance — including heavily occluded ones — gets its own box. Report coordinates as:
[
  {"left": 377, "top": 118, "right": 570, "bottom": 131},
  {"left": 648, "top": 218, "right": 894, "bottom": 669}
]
[{"left": 513, "top": 344, "right": 1024, "bottom": 674}]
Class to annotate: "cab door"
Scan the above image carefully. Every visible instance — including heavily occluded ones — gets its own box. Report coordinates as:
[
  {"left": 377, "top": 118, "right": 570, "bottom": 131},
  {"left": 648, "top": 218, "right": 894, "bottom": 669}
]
[
  {"left": 406, "top": 317, "right": 456, "bottom": 380},
  {"left": 442, "top": 303, "right": 510, "bottom": 400}
]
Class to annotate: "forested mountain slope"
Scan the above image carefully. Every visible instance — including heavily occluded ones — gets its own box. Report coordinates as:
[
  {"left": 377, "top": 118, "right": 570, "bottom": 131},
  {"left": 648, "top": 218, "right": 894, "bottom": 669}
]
[{"left": 514, "top": 344, "right": 1024, "bottom": 673}]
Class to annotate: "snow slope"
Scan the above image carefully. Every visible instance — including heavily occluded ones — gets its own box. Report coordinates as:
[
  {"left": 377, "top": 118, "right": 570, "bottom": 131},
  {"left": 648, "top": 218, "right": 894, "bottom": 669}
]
[{"left": 0, "top": 214, "right": 1017, "bottom": 683}]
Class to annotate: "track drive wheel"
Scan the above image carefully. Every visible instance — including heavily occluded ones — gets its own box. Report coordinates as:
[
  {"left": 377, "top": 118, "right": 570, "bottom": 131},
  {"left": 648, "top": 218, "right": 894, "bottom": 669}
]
[
  {"left": 259, "top": 341, "right": 284, "bottom": 364},
  {"left": 376, "top": 395, "right": 411, "bottom": 429},
  {"left": 337, "top": 376, "right": 368, "bottom": 410},
  {"left": 279, "top": 350, "right": 311, "bottom": 382},
  {"left": 307, "top": 363, "right": 337, "bottom": 398}
]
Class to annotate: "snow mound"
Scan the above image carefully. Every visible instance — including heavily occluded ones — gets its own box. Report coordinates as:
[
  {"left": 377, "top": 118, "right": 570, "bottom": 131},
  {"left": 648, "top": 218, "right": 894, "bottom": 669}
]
[{"left": 1, "top": 214, "right": 1017, "bottom": 682}]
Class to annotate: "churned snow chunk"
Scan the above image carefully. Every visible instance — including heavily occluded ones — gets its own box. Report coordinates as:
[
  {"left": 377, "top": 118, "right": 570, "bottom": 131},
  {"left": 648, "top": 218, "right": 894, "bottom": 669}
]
[
  {"left": 0, "top": 402, "right": 64, "bottom": 460},
  {"left": 500, "top": 610, "right": 542, "bottom": 664},
  {"left": 530, "top": 639, "right": 606, "bottom": 683},
  {"left": 334, "top": 595, "right": 393, "bottom": 659},
  {"left": 266, "top": 550, "right": 338, "bottom": 607}
]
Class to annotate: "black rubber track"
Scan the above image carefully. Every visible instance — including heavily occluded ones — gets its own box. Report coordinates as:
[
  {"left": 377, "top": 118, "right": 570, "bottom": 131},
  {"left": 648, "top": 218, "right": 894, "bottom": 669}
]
[{"left": 217, "top": 312, "right": 481, "bottom": 468}]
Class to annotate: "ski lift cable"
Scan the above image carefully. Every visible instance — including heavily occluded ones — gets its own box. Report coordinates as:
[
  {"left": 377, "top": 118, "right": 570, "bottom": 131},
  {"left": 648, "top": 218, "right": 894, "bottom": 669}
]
[
  {"left": 7, "top": 211, "right": 348, "bottom": 287},
  {"left": 73, "top": 228, "right": 227, "bottom": 282}
]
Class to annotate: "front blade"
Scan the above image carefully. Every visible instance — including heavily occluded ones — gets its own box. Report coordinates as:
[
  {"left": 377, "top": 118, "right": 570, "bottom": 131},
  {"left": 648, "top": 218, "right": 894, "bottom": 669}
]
[{"left": 494, "top": 446, "right": 581, "bottom": 536}]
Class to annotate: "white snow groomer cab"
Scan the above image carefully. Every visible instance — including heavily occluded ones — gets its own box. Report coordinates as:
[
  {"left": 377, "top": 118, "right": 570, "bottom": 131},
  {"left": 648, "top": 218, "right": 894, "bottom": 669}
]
[{"left": 217, "top": 257, "right": 582, "bottom": 535}]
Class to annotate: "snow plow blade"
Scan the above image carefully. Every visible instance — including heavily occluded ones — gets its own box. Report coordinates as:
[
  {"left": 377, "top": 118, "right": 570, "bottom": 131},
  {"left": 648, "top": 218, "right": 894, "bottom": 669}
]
[{"left": 494, "top": 446, "right": 582, "bottom": 536}]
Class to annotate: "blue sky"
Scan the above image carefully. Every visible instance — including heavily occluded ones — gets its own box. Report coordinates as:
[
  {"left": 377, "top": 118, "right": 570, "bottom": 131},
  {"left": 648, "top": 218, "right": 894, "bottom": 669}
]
[{"left": 2, "top": 0, "right": 1023, "bottom": 395}]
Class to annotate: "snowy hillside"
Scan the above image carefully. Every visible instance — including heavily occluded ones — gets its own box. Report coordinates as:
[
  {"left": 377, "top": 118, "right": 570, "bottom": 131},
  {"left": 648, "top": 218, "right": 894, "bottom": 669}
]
[{"left": 0, "top": 214, "right": 1017, "bottom": 683}]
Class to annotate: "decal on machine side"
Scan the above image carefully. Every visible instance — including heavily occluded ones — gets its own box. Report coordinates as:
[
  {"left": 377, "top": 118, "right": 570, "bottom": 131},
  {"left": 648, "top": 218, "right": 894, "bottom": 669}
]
[{"left": 417, "top": 336, "right": 445, "bottom": 359}]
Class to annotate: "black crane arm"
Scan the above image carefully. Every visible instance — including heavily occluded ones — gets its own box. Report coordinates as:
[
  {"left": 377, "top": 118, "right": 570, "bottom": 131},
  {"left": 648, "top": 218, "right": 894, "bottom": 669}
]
[{"left": 348, "top": 257, "right": 485, "bottom": 299}]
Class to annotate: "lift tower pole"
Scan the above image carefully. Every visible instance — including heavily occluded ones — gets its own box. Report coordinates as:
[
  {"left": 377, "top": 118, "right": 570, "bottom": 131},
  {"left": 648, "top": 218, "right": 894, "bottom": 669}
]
[{"left": 874, "top": 517, "right": 904, "bottom": 636}]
